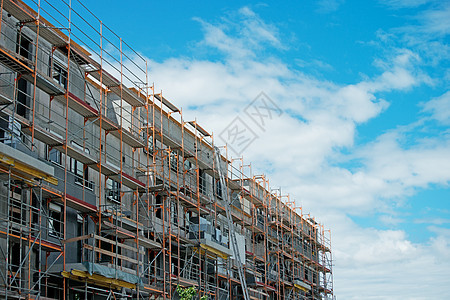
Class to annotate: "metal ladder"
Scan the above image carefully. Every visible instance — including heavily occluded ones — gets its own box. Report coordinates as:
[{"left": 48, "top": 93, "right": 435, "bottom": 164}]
[{"left": 214, "top": 147, "right": 250, "bottom": 300}]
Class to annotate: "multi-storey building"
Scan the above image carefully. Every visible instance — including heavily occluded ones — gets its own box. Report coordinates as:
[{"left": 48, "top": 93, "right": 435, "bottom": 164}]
[{"left": 0, "top": 0, "right": 333, "bottom": 299}]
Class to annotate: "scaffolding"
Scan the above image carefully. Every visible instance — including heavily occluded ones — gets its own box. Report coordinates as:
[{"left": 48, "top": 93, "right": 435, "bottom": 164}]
[{"left": 0, "top": 0, "right": 333, "bottom": 299}]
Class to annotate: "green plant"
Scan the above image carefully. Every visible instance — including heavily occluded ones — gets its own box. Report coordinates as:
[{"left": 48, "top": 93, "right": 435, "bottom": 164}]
[{"left": 176, "top": 285, "right": 208, "bottom": 300}]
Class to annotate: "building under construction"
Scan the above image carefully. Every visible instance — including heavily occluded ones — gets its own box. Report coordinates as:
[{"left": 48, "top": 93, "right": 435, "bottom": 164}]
[{"left": 0, "top": 0, "right": 333, "bottom": 299}]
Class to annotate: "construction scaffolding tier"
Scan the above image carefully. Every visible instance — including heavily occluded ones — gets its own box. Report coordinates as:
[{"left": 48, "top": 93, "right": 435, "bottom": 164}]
[{"left": 0, "top": 0, "right": 333, "bottom": 299}]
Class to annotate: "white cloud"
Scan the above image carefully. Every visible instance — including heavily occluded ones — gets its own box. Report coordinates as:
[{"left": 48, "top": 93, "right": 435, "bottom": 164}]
[
  {"left": 296, "top": 58, "right": 334, "bottom": 71},
  {"left": 420, "top": 3, "right": 450, "bottom": 36},
  {"left": 428, "top": 226, "right": 450, "bottom": 260},
  {"left": 316, "top": 0, "right": 345, "bottom": 13},
  {"left": 414, "top": 218, "right": 450, "bottom": 225},
  {"left": 194, "top": 6, "right": 284, "bottom": 59},
  {"left": 387, "top": 2, "right": 450, "bottom": 68},
  {"left": 379, "top": 214, "right": 404, "bottom": 226},
  {"left": 359, "top": 131, "right": 450, "bottom": 190},
  {"left": 422, "top": 91, "right": 450, "bottom": 125},
  {"left": 331, "top": 215, "right": 450, "bottom": 299},
  {"left": 380, "top": 0, "right": 432, "bottom": 9}
]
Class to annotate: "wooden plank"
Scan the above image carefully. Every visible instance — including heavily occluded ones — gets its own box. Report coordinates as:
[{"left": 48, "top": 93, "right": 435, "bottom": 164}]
[
  {"left": 138, "top": 236, "right": 162, "bottom": 249},
  {"left": 83, "top": 244, "right": 142, "bottom": 265},
  {"left": 104, "top": 208, "right": 143, "bottom": 227},
  {"left": 93, "top": 234, "right": 144, "bottom": 255},
  {"left": 64, "top": 233, "right": 93, "bottom": 244},
  {"left": 102, "top": 220, "right": 136, "bottom": 239}
]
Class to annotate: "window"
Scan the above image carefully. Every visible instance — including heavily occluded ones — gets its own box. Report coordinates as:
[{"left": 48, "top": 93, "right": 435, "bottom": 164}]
[
  {"left": 11, "top": 243, "right": 21, "bottom": 272},
  {"left": 48, "top": 148, "right": 62, "bottom": 165},
  {"left": 77, "top": 214, "right": 83, "bottom": 262},
  {"left": 169, "top": 151, "right": 178, "bottom": 172},
  {"left": 70, "top": 157, "right": 93, "bottom": 190},
  {"left": 171, "top": 202, "right": 178, "bottom": 225},
  {"left": 16, "top": 78, "right": 29, "bottom": 118},
  {"left": 30, "top": 194, "right": 38, "bottom": 226},
  {"left": 184, "top": 159, "right": 192, "bottom": 171},
  {"left": 52, "top": 64, "right": 67, "bottom": 89},
  {"left": 17, "top": 33, "right": 31, "bottom": 59},
  {"left": 143, "top": 134, "right": 153, "bottom": 155},
  {"left": 15, "top": 34, "right": 31, "bottom": 118},
  {"left": 71, "top": 157, "right": 84, "bottom": 184},
  {"left": 199, "top": 169, "right": 206, "bottom": 195},
  {"left": 215, "top": 179, "right": 223, "bottom": 199},
  {"left": 155, "top": 194, "right": 162, "bottom": 219},
  {"left": 9, "top": 188, "right": 23, "bottom": 226},
  {"left": 48, "top": 203, "right": 63, "bottom": 238},
  {"left": 106, "top": 178, "right": 120, "bottom": 203}
]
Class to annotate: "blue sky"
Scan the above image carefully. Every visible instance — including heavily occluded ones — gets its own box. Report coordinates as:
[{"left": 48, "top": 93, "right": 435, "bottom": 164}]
[{"left": 55, "top": 0, "right": 450, "bottom": 298}]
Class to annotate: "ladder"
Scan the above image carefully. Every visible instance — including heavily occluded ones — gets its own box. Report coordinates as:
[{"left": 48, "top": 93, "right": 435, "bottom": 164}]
[{"left": 214, "top": 147, "right": 250, "bottom": 300}]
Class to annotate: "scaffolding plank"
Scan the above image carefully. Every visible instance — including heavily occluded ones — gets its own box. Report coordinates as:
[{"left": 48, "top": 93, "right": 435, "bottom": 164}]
[
  {"left": 65, "top": 194, "right": 97, "bottom": 213},
  {"left": 22, "top": 70, "right": 66, "bottom": 96},
  {"left": 148, "top": 184, "right": 165, "bottom": 192},
  {"left": 2, "top": 0, "right": 34, "bottom": 22},
  {"left": 177, "top": 277, "right": 198, "bottom": 288},
  {"left": 109, "top": 127, "right": 145, "bottom": 148},
  {"left": 0, "top": 44, "right": 34, "bottom": 74},
  {"left": 3, "top": 0, "right": 68, "bottom": 46},
  {"left": 57, "top": 143, "right": 98, "bottom": 166},
  {"left": 141, "top": 284, "right": 165, "bottom": 294},
  {"left": 138, "top": 236, "right": 162, "bottom": 249},
  {"left": 88, "top": 115, "right": 119, "bottom": 132},
  {"left": 110, "top": 171, "right": 146, "bottom": 190},
  {"left": 33, "top": 25, "right": 68, "bottom": 47},
  {"left": 101, "top": 209, "right": 144, "bottom": 232},
  {"left": 71, "top": 46, "right": 99, "bottom": 69},
  {"left": 228, "top": 179, "right": 242, "bottom": 191},
  {"left": 154, "top": 93, "right": 179, "bottom": 112},
  {"left": 188, "top": 121, "right": 210, "bottom": 137},
  {"left": 41, "top": 184, "right": 63, "bottom": 199},
  {"left": 63, "top": 233, "right": 93, "bottom": 244},
  {"left": 54, "top": 92, "right": 99, "bottom": 118},
  {"left": 22, "top": 124, "right": 64, "bottom": 147},
  {"left": 92, "top": 234, "right": 145, "bottom": 255},
  {"left": 146, "top": 125, "right": 182, "bottom": 149},
  {"left": 110, "top": 85, "right": 145, "bottom": 107},
  {"left": 111, "top": 172, "right": 141, "bottom": 189},
  {"left": 2, "top": 107, "right": 30, "bottom": 127},
  {"left": 0, "top": 92, "right": 12, "bottom": 105},
  {"left": 88, "top": 69, "right": 120, "bottom": 87},
  {"left": 89, "top": 159, "right": 119, "bottom": 177},
  {"left": 102, "top": 220, "right": 136, "bottom": 239}
]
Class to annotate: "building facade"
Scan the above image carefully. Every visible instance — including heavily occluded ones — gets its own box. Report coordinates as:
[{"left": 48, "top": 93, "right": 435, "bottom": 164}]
[{"left": 0, "top": 0, "right": 333, "bottom": 299}]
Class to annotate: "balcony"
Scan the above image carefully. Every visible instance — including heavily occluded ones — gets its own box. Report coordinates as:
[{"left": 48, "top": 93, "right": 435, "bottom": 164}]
[{"left": 188, "top": 217, "right": 232, "bottom": 259}]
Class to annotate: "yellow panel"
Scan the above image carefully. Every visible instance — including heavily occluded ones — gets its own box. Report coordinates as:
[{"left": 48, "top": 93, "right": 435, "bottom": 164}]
[
  {"left": 69, "top": 269, "right": 136, "bottom": 290},
  {"left": 0, "top": 155, "right": 14, "bottom": 165},
  {"left": 199, "top": 243, "right": 229, "bottom": 259},
  {"left": 294, "top": 284, "right": 308, "bottom": 292},
  {"left": 0, "top": 154, "right": 58, "bottom": 185}
]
